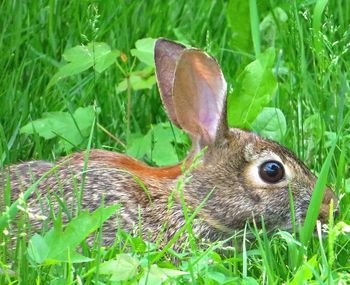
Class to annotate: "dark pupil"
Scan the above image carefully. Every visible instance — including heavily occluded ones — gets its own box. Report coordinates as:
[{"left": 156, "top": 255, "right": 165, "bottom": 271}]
[{"left": 259, "top": 161, "right": 284, "bottom": 183}]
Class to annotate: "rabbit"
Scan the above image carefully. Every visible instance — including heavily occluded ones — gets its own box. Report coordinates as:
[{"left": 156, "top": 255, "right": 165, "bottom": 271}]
[{"left": 0, "top": 38, "right": 337, "bottom": 247}]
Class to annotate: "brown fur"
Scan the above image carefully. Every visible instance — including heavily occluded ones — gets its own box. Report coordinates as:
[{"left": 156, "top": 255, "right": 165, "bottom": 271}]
[{"left": 66, "top": 150, "right": 185, "bottom": 179}]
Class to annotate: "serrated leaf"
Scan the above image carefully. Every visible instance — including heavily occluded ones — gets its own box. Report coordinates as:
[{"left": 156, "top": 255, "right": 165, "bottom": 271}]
[
  {"left": 130, "top": 38, "right": 156, "bottom": 67},
  {"left": 227, "top": 48, "right": 277, "bottom": 129},
  {"left": 251, "top": 107, "right": 286, "bottom": 142},
  {"left": 20, "top": 106, "right": 95, "bottom": 151},
  {"left": 99, "top": 254, "right": 140, "bottom": 281},
  {"left": 48, "top": 42, "right": 119, "bottom": 88}
]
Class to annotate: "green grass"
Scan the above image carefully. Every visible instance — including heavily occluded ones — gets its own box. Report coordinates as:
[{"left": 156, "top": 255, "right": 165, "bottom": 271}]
[{"left": 0, "top": 0, "right": 350, "bottom": 284}]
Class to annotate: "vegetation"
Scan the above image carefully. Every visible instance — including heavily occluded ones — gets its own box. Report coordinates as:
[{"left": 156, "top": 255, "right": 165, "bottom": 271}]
[{"left": 0, "top": 0, "right": 349, "bottom": 284}]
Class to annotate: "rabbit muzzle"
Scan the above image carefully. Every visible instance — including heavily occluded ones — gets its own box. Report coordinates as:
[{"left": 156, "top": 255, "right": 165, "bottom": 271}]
[{"left": 318, "top": 187, "right": 338, "bottom": 223}]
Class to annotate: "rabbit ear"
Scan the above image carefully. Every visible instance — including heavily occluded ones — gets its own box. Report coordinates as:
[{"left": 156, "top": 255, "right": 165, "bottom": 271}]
[
  {"left": 154, "top": 38, "right": 186, "bottom": 128},
  {"left": 173, "top": 49, "right": 228, "bottom": 148}
]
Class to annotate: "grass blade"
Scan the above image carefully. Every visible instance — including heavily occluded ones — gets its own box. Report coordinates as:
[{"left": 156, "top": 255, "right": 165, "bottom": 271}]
[{"left": 300, "top": 138, "right": 337, "bottom": 248}]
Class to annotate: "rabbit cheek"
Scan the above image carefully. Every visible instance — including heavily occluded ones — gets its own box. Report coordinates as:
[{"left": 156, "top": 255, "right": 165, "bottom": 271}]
[{"left": 247, "top": 191, "right": 262, "bottom": 203}]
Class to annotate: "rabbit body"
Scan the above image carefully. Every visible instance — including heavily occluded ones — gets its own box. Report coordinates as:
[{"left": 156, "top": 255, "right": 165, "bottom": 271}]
[{"left": 0, "top": 39, "right": 336, "bottom": 246}]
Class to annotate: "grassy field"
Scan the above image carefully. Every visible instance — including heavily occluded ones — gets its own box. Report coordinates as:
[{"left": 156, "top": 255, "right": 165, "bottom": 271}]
[{"left": 0, "top": 0, "right": 349, "bottom": 284}]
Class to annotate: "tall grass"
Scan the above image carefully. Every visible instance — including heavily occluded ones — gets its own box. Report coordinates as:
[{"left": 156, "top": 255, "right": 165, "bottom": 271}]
[{"left": 0, "top": 0, "right": 349, "bottom": 284}]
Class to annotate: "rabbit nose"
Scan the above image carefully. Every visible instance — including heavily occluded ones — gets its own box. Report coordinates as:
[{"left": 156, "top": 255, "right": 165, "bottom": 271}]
[{"left": 318, "top": 187, "right": 338, "bottom": 223}]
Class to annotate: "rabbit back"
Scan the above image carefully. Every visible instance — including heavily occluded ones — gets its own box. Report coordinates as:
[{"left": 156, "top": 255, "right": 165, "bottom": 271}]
[{"left": 1, "top": 150, "right": 187, "bottom": 244}]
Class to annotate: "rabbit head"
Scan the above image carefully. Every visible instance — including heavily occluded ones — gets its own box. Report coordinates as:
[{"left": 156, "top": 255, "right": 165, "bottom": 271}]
[{"left": 154, "top": 39, "right": 337, "bottom": 236}]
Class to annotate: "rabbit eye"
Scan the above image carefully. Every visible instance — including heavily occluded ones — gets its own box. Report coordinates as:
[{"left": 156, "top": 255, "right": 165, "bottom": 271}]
[{"left": 259, "top": 160, "right": 285, "bottom": 183}]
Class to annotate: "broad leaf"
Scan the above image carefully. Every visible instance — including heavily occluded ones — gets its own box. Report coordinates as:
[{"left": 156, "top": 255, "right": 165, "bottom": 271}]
[
  {"left": 130, "top": 38, "right": 156, "bottom": 67},
  {"left": 116, "top": 74, "right": 156, "bottom": 93},
  {"left": 126, "top": 123, "right": 187, "bottom": 166},
  {"left": 20, "top": 106, "right": 95, "bottom": 151},
  {"left": 242, "top": 277, "right": 260, "bottom": 285},
  {"left": 27, "top": 205, "right": 120, "bottom": 264},
  {"left": 289, "top": 255, "right": 317, "bottom": 285},
  {"left": 151, "top": 123, "right": 185, "bottom": 165},
  {"left": 227, "top": 48, "right": 277, "bottom": 129},
  {"left": 127, "top": 132, "right": 153, "bottom": 160},
  {"left": 99, "top": 254, "right": 140, "bottom": 281},
  {"left": 251, "top": 107, "right": 286, "bottom": 142},
  {"left": 139, "top": 265, "right": 188, "bottom": 285},
  {"left": 48, "top": 42, "right": 120, "bottom": 88},
  {"left": 27, "top": 234, "right": 49, "bottom": 264}
]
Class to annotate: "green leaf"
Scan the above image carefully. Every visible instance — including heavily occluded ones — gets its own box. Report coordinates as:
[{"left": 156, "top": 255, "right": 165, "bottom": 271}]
[
  {"left": 27, "top": 205, "right": 120, "bottom": 264},
  {"left": 99, "top": 254, "right": 140, "bottom": 281},
  {"left": 126, "top": 123, "right": 187, "bottom": 166},
  {"left": 27, "top": 234, "right": 49, "bottom": 264},
  {"left": 242, "top": 277, "right": 260, "bottom": 285},
  {"left": 251, "top": 107, "right": 286, "bottom": 142},
  {"left": 47, "top": 251, "right": 93, "bottom": 264},
  {"left": 20, "top": 106, "right": 95, "bottom": 151},
  {"left": 126, "top": 132, "right": 153, "bottom": 160},
  {"left": 152, "top": 141, "right": 178, "bottom": 166},
  {"left": 139, "top": 265, "right": 188, "bottom": 285},
  {"left": 130, "top": 38, "right": 156, "bottom": 67},
  {"left": 207, "top": 271, "right": 227, "bottom": 284},
  {"left": 288, "top": 255, "right": 317, "bottom": 285},
  {"left": 94, "top": 49, "right": 120, "bottom": 73},
  {"left": 227, "top": 48, "right": 277, "bottom": 129},
  {"left": 151, "top": 123, "right": 186, "bottom": 165},
  {"left": 48, "top": 42, "right": 120, "bottom": 88},
  {"left": 345, "top": 178, "right": 350, "bottom": 194},
  {"left": 116, "top": 74, "right": 156, "bottom": 93},
  {"left": 130, "top": 237, "right": 147, "bottom": 253},
  {"left": 48, "top": 61, "right": 93, "bottom": 89}
]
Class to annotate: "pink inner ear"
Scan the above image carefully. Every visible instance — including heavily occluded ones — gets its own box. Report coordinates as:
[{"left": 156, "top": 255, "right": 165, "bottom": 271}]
[
  {"left": 194, "top": 61, "right": 225, "bottom": 143},
  {"left": 198, "top": 83, "right": 222, "bottom": 141},
  {"left": 173, "top": 49, "right": 227, "bottom": 147}
]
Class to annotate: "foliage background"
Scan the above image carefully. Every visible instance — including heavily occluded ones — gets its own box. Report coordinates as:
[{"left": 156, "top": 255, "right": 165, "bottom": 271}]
[{"left": 0, "top": 0, "right": 349, "bottom": 284}]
